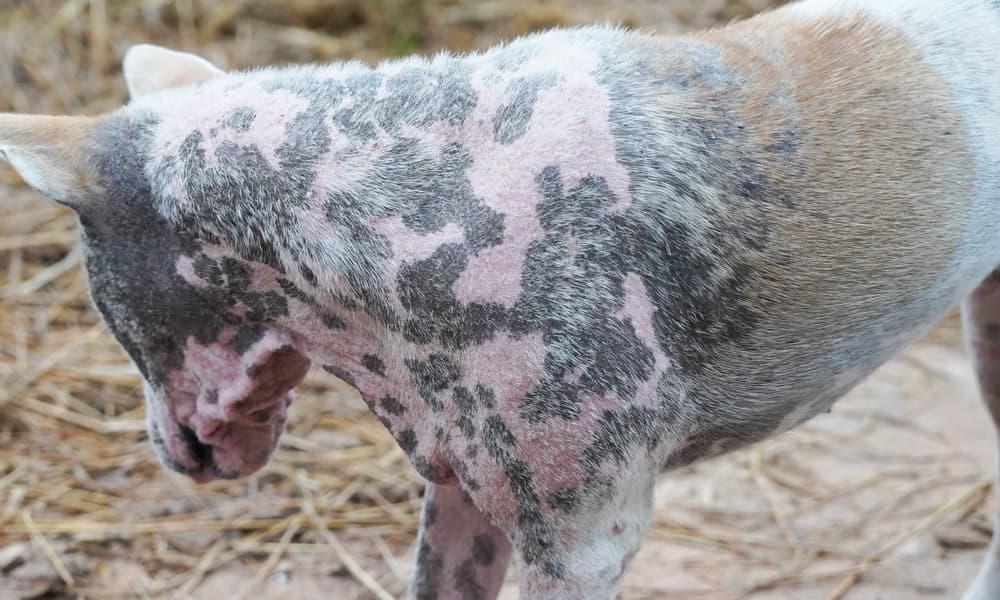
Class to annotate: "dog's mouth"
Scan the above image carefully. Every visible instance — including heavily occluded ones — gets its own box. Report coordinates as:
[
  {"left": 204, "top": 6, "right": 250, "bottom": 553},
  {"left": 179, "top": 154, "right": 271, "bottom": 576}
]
[{"left": 147, "top": 327, "right": 311, "bottom": 483}]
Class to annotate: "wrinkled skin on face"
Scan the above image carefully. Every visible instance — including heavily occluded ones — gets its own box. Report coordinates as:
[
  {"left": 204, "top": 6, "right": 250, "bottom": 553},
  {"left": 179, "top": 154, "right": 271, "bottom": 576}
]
[
  {"left": 52, "top": 10, "right": 999, "bottom": 598},
  {"left": 80, "top": 118, "right": 311, "bottom": 481}
]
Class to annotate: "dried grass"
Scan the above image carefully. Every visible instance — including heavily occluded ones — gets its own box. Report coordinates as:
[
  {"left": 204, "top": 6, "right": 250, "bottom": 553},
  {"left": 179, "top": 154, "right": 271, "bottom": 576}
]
[{"left": 1, "top": 1, "right": 989, "bottom": 599}]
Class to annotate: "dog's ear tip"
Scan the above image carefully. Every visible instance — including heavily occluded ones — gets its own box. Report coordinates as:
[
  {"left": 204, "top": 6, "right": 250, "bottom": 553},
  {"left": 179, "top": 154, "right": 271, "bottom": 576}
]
[
  {"left": 123, "top": 44, "right": 226, "bottom": 100},
  {"left": 0, "top": 113, "right": 103, "bottom": 207}
]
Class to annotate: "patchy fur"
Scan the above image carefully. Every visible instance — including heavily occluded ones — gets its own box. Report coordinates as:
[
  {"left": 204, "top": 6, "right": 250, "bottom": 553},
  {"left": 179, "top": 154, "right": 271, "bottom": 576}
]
[{"left": 3, "top": 1, "right": 1000, "bottom": 598}]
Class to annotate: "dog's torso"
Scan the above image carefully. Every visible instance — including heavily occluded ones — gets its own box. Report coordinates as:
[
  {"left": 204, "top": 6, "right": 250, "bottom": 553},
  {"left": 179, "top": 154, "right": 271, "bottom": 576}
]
[{"left": 109, "top": 1, "right": 1000, "bottom": 488}]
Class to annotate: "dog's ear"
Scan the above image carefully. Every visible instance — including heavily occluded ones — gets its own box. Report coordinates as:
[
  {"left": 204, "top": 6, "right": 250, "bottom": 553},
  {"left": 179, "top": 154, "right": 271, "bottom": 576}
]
[
  {"left": 123, "top": 44, "right": 225, "bottom": 100},
  {"left": 0, "top": 114, "right": 101, "bottom": 207}
]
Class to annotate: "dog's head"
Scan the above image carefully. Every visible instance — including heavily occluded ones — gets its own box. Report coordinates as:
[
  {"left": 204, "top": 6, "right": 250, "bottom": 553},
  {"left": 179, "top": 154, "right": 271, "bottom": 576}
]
[{"left": 0, "top": 46, "right": 312, "bottom": 482}]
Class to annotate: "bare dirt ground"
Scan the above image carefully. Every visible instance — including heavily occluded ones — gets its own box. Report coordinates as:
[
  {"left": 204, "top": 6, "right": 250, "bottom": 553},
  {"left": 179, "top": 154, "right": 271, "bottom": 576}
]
[{"left": 2, "top": 1, "right": 997, "bottom": 599}]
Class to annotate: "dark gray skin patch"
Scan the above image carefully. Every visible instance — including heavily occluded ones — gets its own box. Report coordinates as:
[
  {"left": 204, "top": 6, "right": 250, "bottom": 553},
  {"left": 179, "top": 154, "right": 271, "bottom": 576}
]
[
  {"left": 221, "top": 106, "right": 256, "bottom": 132},
  {"left": 377, "top": 64, "right": 479, "bottom": 130},
  {"left": 319, "top": 312, "right": 347, "bottom": 330},
  {"left": 493, "top": 72, "right": 559, "bottom": 144},
  {"left": 453, "top": 386, "right": 479, "bottom": 438},
  {"left": 405, "top": 353, "right": 462, "bottom": 411},
  {"left": 547, "top": 487, "right": 579, "bottom": 512},
  {"left": 581, "top": 407, "right": 662, "bottom": 467},
  {"left": 510, "top": 168, "right": 655, "bottom": 423},
  {"left": 398, "top": 243, "right": 508, "bottom": 350},
  {"left": 481, "top": 416, "right": 563, "bottom": 578},
  {"left": 188, "top": 252, "right": 290, "bottom": 323},
  {"left": 168, "top": 132, "right": 274, "bottom": 270},
  {"left": 192, "top": 253, "right": 223, "bottom": 286},
  {"left": 322, "top": 364, "right": 357, "bottom": 387},
  {"left": 379, "top": 395, "right": 406, "bottom": 416},
  {"left": 398, "top": 429, "right": 418, "bottom": 454},
  {"left": 81, "top": 116, "right": 242, "bottom": 387},
  {"left": 454, "top": 559, "right": 486, "bottom": 600},
  {"left": 298, "top": 262, "right": 318, "bottom": 286},
  {"left": 476, "top": 384, "right": 496, "bottom": 409},
  {"left": 413, "top": 539, "right": 444, "bottom": 600},
  {"left": 472, "top": 534, "right": 497, "bottom": 566},
  {"left": 233, "top": 325, "right": 266, "bottom": 355},
  {"left": 395, "top": 142, "right": 505, "bottom": 253},
  {"left": 361, "top": 353, "right": 385, "bottom": 376}
]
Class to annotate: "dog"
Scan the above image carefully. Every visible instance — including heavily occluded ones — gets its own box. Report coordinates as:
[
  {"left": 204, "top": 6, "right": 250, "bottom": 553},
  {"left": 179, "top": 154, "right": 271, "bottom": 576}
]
[{"left": 2, "top": 0, "right": 1000, "bottom": 597}]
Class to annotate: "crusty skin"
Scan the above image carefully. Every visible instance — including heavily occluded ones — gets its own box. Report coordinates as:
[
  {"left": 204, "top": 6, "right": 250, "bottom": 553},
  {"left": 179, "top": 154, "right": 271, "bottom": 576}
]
[{"left": 2, "top": 0, "right": 1000, "bottom": 598}]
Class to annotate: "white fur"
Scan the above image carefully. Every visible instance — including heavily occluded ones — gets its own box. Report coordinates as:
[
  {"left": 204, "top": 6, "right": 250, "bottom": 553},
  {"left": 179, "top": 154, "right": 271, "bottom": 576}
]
[{"left": 123, "top": 44, "right": 225, "bottom": 100}]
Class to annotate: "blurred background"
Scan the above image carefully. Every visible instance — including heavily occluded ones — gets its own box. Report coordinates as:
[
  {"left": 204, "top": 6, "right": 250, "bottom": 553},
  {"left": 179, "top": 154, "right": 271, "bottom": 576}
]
[{"left": 0, "top": 1, "right": 996, "bottom": 599}]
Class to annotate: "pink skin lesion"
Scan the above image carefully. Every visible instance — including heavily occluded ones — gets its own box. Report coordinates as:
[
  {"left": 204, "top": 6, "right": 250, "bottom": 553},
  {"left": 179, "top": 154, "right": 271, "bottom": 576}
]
[
  {"left": 459, "top": 332, "right": 546, "bottom": 403},
  {"left": 442, "top": 332, "right": 556, "bottom": 522},
  {"left": 464, "top": 279, "right": 672, "bottom": 522},
  {"left": 157, "top": 255, "right": 316, "bottom": 480},
  {"left": 154, "top": 327, "right": 310, "bottom": 480},
  {"left": 455, "top": 53, "right": 631, "bottom": 307},
  {"left": 370, "top": 218, "right": 466, "bottom": 310},
  {"left": 618, "top": 273, "right": 673, "bottom": 407},
  {"left": 154, "top": 45, "right": 646, "bottom": 496},
  {"left": 175, "top": 255, "right": 207, "bottom": 289},
  {"left": 147, "top": 80, "right": 311, "bottom": 204},
  {"left": 310, "top": 126, "right": 393, "bottom": 197}
]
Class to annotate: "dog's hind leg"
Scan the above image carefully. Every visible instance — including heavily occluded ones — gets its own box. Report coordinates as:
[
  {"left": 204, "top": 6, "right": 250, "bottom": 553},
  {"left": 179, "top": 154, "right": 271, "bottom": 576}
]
[{"left": 962, "top": 270, "right": 1000, "bottom": 600}]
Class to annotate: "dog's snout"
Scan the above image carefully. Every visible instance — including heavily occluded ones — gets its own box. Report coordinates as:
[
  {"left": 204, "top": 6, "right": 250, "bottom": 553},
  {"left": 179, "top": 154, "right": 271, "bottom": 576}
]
[{"left": 178, "top": 423, "right": 213, "bottom": 466}]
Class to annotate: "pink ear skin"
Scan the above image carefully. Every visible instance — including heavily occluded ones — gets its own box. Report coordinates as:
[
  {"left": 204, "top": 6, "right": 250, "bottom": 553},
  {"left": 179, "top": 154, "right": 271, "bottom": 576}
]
[
  {"left": 0, "top": 114, "right": 102, "bottom": 207},
  {"left": 122, "top": 44, "right": 225, "bottom": 100}
]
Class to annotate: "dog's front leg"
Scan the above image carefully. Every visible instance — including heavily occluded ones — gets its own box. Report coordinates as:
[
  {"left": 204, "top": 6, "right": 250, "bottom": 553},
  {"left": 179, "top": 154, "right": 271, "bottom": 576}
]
[
  {"left": 408, "top": 482, "right": 513, "bottom": 600},
  {"left": 513, "top": 469, "right": 656, "bottom": 600}
]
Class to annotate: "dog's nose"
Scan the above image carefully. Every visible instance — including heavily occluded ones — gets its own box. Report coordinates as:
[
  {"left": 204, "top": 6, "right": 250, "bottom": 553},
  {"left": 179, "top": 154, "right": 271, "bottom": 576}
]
[{"left": 178, "top": 423, "right": 214, "bottom": 466}]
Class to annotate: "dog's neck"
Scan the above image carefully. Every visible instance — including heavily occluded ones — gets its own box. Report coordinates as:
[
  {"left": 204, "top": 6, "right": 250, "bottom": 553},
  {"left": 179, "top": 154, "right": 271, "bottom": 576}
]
[{"left": 152, "top": 53, "right": 560, "bottom": 476}]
